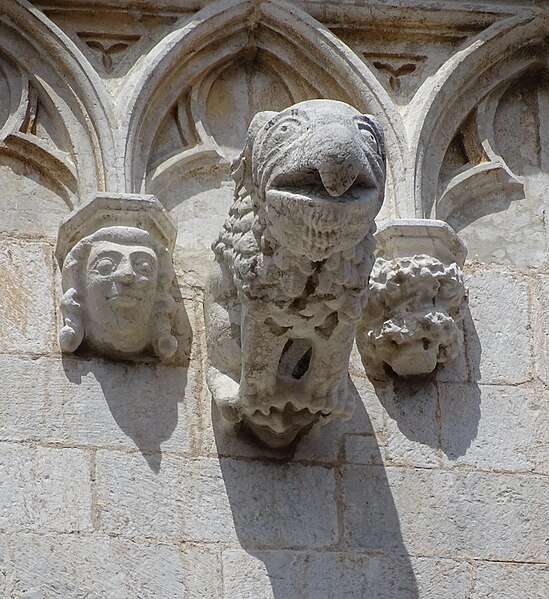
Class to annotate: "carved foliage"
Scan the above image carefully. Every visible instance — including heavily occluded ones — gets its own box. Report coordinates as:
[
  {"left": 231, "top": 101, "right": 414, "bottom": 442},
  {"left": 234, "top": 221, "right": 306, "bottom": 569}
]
[
  {"left": 358, "top": 220, "right": 467, "bottom": 379},
  {"left": 360, "top": 255, "right": 466, "bottom": 378}
]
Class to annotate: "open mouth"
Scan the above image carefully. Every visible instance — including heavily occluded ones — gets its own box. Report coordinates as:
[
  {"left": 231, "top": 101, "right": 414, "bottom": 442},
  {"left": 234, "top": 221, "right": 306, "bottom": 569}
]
[
  {"left": 264, "top": 169, "right": 379, "bottom": 259},
  {"left": 108, "top": 295, "right": 139, "bottom": 308},
  {"left": 269, "top": 168, "right": 377, "bottom": 205},
  {"left": 243, "top": 404, "right": 320, "bottom": 448}
]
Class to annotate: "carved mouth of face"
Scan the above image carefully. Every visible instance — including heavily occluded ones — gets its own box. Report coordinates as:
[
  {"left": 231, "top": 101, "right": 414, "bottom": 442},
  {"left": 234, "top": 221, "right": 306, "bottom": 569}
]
[
  {"left": 265, "top": 169, "right": 379, "bottom": 260},
  {"left": 108, "top": 294, "right": 140, "bottom": 308},
  {"left": 243, "top": 405, "right": 320, "bottom": 448}
]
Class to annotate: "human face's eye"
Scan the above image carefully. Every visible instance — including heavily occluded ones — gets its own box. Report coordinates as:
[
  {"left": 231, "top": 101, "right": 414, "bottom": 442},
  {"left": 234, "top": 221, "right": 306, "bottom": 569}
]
[
  {"left": 132, "top": 256, "right": 155, "bottom": 277},
  {"left": 92, "top": 257, "right": 116, "bottom": 276}
]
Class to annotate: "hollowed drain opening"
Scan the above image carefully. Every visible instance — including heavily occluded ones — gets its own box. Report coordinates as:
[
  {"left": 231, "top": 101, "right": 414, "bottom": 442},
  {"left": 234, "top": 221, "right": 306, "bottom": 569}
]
[{"left": 278, "top": 339, "right": 312, "bottom": 380}]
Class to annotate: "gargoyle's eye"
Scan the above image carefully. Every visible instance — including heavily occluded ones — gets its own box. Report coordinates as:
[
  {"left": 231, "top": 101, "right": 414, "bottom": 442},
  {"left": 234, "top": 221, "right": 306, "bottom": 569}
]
[{"left": 274, "top": 119, "right": 301, "bottom": 138}]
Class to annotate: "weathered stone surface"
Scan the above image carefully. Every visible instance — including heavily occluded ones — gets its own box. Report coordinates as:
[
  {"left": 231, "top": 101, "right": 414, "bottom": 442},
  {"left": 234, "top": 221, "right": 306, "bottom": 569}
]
[
  {"left": 378, "top": 381, "right": 440, "bottom": 468},
  {"left": 466, "top": 271, "right": 531, "bottom": 384},
  {"left": 182, "top": 458, "right": 338, "bottom": 548},
  {"left": 0, "top": 356, "right": 48, "bottom": 442},
  {"left": 222, "top": 549, "right": 307, "bottom": 599},
  {"left": 96, "top": 450, "right": 184, "bottom": 541},
  {"left": 440, "top": 384, "right": 544, "bottom": 471},
  {"left": 0, "top": 443, "right": 92, "bottom": 533},
  {"left": 47, "top": 356, "right": 202, "bottom": 455},
  {"left": 344, "top": 434, "right": 384, "bottom": 466},
  {"left": 532, "top": 275, "right": 549, "bottom": 385},
  {"left": 344, "top": 466, "right": 548, "bottom": 561},
  {"left": 205, "top": 99, "right": 386, "bottom": 447},
  {"left": 96, "top": 453, "right": 337, "bottom": 548},
  {"left": 412, "top": 557, "right": 473, "bottom": 599},
  {"left": 0, "top": 355, "right": 203, "bottom": 455},
  {"left": 221, "top": 550, "right": 473, "bottom": 599},
  {"left": 9, "top": 533, "right": 192, "bottom": 599},
  {"left": 474, "top": 562, "right": 549, "bottom": 599},
  {"left": 57, "top": 194, "right": 180, "bottom": 361},
  {"left": 0, "top": 536, "right": 6, "bottom": 597},
  {"left": 0, "top": 241, "right": 55, "bottom": 354}
]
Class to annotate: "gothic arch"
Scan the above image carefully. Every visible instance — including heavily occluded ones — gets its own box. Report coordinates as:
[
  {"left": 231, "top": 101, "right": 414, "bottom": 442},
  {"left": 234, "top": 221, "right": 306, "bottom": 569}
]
[
  {"left": 120, "top": 0, "right": 406, "bottom": 218},
  {"left": 0, "top": 0, "right": 118, "bottom": 202},
  {"left": 405, "top": 12, "right": 543, "bottom": 220}
]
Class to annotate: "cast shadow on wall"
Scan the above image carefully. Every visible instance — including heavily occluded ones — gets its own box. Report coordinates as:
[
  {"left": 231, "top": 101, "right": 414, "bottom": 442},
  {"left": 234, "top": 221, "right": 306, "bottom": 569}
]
[
  {"left": 214, "top": 381, "right": 420, "bottom": 598},
  {"left": 61, "top": 284, "right": 192, "bottom": 474},
  {"left": 366, "top": 303, "right": 482, "bottom": 463}
]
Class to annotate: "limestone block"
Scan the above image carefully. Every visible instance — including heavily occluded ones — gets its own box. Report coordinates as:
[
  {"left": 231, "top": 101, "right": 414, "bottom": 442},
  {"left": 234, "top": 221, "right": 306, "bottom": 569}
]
[
  {"left": 411, "top": 557, "right": 473, "bottom": 599},
  {"left": 344, "top": 435, "right": 384, "bottom": 466},
  {"left": 9, "top": 533, "right": 196, "bottom": 599},
  {"left": 0, "top": 443, "right": 92, "bottom": 533},
  {"left": 0, "top": 537, "right": 6, "bottom": 597},
  {"left": 182, "top": 458, "right": 338, "bottom": 548},
  {"left": 474, "top": 562, "right": 549, "bottom": 599},
  {"left": 46, "top": 356, "right": 202, "bottom": 456},
  {"left": 359, "top": 220, "right": 468, "bottom": 379},
  {"left": 467, "top": 271, "right": 531, "bottom": 384},
  {"left": 95, "top": 450, "right": 184, "bottom": 541},
  {"left": 532, "top": 275, "right": 549, "bottom": 385},
  {"left": 342, "top": 466, "right": 415, "bottom": 553},
  {"left": 305, "top": 554, "right": 472, "bottom": 599},
  {"left": 205, "top": 99, "right": 386, "bottom": 448},
  {"left": 440, "top": 384, "right": 545, "bottom": 472},
  {"left": 96, "top": 453, "right": 338, "bottom": 548},
  {"left": 180, "top": 543, "right": 223, "bottom": 599},
  {"left": 413, "top": 472, "right": 546, "bottom": 561},
  {"left": 222, "top": 549, "right": 307, "bottom": 599},
  {"left": 0, "top": 240, "right": 55, "bottom": 354},
  {"left": 56, "top": 194, "right": 180, "bottom": 362},
  {"left": 378, "top": 380, "right": 440, "bottom": 468},
  {"left": 0, "top": 356, "right": 48, "bottom": 442},
  {"left": 343, "top": 466, "right": 548, "bottom": 561},
  {"left": 221, "top": 551, "right": 472, "bottom": 599}
]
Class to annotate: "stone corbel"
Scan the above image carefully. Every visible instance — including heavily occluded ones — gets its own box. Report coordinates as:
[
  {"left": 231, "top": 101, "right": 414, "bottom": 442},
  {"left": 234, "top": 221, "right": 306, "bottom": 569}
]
[
  {"left": 358, "top": 219, "right": 468, "bottom": 378},
  {"left": 204, "top": 99, "right": 386, "bottom": 448},
  {"left": 56, "top": 193, "right": 179, "bottom": 361}
]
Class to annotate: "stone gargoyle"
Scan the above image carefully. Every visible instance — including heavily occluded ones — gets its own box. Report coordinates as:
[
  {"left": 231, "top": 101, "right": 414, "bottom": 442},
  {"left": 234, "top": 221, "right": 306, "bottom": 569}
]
[
  {"left": 205, "top": 99, "right": 386, "bottom": 448},
  {"left": 56, "top": 194, "right": 179, "bottom": 362}
]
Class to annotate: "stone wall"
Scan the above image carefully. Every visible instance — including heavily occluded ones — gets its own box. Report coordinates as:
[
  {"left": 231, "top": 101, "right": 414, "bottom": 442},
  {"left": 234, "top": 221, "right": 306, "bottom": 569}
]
[{"left": 0, "top": 1, "right": 547, "bottom": 597}]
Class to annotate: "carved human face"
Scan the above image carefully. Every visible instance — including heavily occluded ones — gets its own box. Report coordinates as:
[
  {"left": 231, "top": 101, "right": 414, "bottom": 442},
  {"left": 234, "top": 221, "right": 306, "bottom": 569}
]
[{"left": 84, "top": 241, "right": 159, "bottom": 354}]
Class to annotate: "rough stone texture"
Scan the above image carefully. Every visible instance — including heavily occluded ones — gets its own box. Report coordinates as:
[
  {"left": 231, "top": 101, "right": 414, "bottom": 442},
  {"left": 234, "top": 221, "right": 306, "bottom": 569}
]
[
  {"left": 466, "top": 271, "right": 531, "bottom": 384},
  {"left": 205, "top": 99, "right": 386, "bottom": 448},
  {"left": 473, "top": 562, "right": 549, "bottom": 599},
  {"left": 0, "top": 241, "right": 55, "bottom": 355},
  {"left": 0, "top": 443, "right": 92, "bottom": 534},
  {"left": 0, "top": 0, "right": 548, "bottom": 597},
  {"left": 9, "top": 534, "right": 191, "bottom": 599}
]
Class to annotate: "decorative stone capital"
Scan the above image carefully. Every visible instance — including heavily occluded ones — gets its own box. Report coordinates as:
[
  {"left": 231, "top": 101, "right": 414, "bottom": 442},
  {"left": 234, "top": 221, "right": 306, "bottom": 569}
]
[
  {"left": 374, "top": 219, "right": 467, "bottom": 267},
  {"left": 358, "top": 219, "right": 468, "bottom": 378},
  {"left": 56, "top": 193, "right": 179, "bottom": 361}
]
